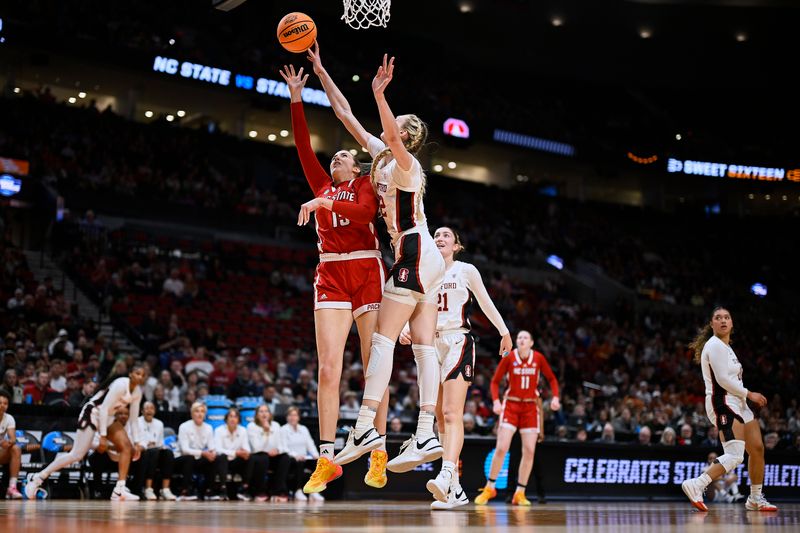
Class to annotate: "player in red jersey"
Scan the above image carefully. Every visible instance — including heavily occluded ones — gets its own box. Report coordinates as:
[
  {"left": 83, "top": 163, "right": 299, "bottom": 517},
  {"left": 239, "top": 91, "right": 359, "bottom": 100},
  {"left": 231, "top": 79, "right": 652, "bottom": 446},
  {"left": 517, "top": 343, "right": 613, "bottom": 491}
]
[
  {"left": 279, "top": 65, "right": 389, "bottom": 494},
  {"left": 475, "top": 330, "right": 560, "bottom": 506}
]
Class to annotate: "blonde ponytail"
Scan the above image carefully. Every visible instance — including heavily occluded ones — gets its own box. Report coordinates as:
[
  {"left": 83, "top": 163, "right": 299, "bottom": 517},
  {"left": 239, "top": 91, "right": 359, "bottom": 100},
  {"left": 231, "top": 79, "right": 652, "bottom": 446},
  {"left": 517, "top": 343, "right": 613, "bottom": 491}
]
[{"left": 370, "top": 115, "right": 429, "bottom": 206}]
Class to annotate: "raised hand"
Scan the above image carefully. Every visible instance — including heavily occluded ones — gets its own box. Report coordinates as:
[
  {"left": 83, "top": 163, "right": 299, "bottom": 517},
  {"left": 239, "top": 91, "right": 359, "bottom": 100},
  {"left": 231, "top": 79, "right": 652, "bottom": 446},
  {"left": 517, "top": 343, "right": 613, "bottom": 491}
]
[
  {"left": 371, "top": 54, "right": 394, "bottom": 97},
  {"left": 279, "top": 64, "right": 309, "bottom": 102},
  {"left": 306, "top": 40, "right": 324, "bottom": 75}
]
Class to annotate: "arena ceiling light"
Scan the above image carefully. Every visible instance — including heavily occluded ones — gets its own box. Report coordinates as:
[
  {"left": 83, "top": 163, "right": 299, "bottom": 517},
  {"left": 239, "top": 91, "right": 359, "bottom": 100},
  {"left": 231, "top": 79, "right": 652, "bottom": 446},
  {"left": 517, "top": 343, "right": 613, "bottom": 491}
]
[
  {"left": 639, "top": 28, "right": 653, "bottom": 39},
  {"left": 433, "top": 164, "right": 443, "bottom": 172},
  {"left": 267, "top": 134, "right": 277, "bottom": 142},
  {"left": 13, "top": 87, "right": 19, "bottom": 94},
  {"left": 750, "top": 283, "right": 767, "bottom": 297},
  {"left": 279, "top": 130, "right": 289, "bottom": 138},
  {"left": 352, "top": 75, "right": 360, "bottom": 82},
  {"left": 551, "top": 16, "right": 564, "bottom": 27},
  {"left": 177, "top": 110, "right": 186, "bottom": 118},
  {"left": 68, "top": 97, "right": 77, "bottom": 104},
  {"left": 248, "top": 130, "right": 258, "bottom": 138},
  {"left": 144, "top": 110, "right": 154, "bottom": 118},
  {"left": 735, "top": 32, "right": 748, "bottom": 42},
  {"left": 447, "top": 161, "right": 457, "bottom": 169},
  {"left": 78, "top": 92, "right": 86, "bottom": 99},
  {"left": 166, "top": 114, "right": 175, "bottom": 122}
]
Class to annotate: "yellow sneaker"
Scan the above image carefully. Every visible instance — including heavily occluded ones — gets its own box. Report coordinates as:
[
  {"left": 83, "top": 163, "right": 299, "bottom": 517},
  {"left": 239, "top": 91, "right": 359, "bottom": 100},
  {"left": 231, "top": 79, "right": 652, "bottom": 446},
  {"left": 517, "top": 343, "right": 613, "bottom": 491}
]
[
  {"left": 474, "top": 485, "right": 497, "bottom": 505},
  {"left": 364, "top": 450, "right": 388, "bottom": 488},
  {"left": 303, "top": 457, "right": 343, "bottom": 494},
  {"left": 511, "top": 490, "right": 531, "bottom": 506}
]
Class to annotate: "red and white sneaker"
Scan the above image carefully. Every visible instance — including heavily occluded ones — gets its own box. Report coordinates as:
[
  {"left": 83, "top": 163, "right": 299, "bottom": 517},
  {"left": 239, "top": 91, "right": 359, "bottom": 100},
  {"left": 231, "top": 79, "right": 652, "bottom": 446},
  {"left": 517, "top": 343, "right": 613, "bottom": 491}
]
[
  {"left": 746, "top": 494, "right": 778, "bottom": 511},
  {"left": 681, "top": 478, "right": 708, "bottom": 512},
  {"left": 6, "top": 486, "right": 23, "bottom": 500}
]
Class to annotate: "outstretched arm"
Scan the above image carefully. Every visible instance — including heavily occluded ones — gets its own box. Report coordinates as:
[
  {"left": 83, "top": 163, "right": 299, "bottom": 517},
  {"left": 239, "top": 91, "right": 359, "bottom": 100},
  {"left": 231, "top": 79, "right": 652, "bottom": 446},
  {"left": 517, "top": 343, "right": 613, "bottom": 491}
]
[
  {"left": 280, "top": 65, "right": 331, "bottom": 194},
  {"left": 372, "top": 54, "right": 415, "bottom": 175},
  {"left": 463, "top": 264, "right": 512, "bottom": 355},
  {"left": 307, "top": 42, "right": 372, "bottom": 149}
]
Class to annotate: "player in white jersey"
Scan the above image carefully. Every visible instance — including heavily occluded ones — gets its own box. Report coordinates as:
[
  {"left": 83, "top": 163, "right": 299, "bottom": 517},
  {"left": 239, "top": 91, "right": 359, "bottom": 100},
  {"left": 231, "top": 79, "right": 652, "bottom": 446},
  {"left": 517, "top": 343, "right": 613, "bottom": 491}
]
[
  {"left": 681, "top": 307, "right": 777, "bottom": 512},
  {"left": 25, "top": 363, "right": 145, "bottom": 501},
  {"left": 308, "top": 44, "right": 445, "bottom": 469},
  {"left": 0, "top": 389, "right": 23, "bottom": 498},
  {"left": 401, "top": 227, "right": 512, "bottom": 509}
]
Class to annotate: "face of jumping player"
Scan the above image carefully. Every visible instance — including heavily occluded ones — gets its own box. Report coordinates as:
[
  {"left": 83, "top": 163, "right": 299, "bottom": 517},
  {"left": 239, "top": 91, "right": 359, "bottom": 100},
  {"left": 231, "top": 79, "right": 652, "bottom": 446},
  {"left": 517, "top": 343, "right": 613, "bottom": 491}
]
[
  {"left": 434, "top": 227, "right": 461, "bottom": 260},
  {"left": 129, "top": 366, "right": 146, "bottom": 388},
  {"left": 710, "top": 308, "right": 733, "bottom": 338},
  {"left": 330, "top": 150, "right": 361, "bottom": 184},
  {"left": 380, "top": 115, "right": 411, "bottom": 145},
  {"left": 516, "top": 331, "right": 534, "bottom": 353}
]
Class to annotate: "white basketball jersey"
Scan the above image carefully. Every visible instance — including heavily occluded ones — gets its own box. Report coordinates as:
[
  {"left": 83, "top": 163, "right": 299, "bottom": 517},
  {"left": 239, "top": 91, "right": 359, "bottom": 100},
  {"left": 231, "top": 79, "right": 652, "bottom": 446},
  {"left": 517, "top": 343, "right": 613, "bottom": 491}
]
[
  {"left": 367, "top": 136, "right": 428, "bottom": 246},
  {"left": 437, "top": 261, "right": 475, "bottom": 332},
  {"left": 436, "top": 261, "right": 510, "bottom": 337}
]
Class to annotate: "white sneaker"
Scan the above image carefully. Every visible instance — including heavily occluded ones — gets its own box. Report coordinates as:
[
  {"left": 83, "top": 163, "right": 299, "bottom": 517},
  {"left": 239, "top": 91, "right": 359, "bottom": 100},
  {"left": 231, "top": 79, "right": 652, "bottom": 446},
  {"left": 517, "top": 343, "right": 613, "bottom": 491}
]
[
  {"left": 746, "top": 494, "right": 778, "bottom": 511},
  {"left": 387, "top": 434, "right": 443, "bottom": 473},
  {"left": 294, "top": 489, "right": 308, "bottom": 501},
  {"left": 309, "top": 492, "right": 325, "bottom": 502},
  {"left": 24, "top": 474, "right": 44, "bottom": 500},
  {"left": 681, "top": 477, "right": 708, "bottom": 512},
  {"left": 144, "top": 488, "right": 157, "bottom": 501},
  {"left": 111, "top": 485, "right": 140, "bottom": 501},
  {"left": 431, "top": 485, "right": 469, "bottom": 510},
  {"left": 160, "top": 488, "right": 177, "bottom": 501},
  {"left": 333, "top": 426, "right": 383, "bottom": 466},
  {"left": 426, "top": 469, "right": 453, "bottom": 503}
]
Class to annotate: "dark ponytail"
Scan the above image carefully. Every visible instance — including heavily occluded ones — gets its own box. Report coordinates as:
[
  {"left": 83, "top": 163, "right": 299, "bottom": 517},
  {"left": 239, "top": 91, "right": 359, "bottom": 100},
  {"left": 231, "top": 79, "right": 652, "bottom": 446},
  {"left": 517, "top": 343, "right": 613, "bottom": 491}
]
[{"left": 95, "top": 361, "right": 145, "bottom": 392}]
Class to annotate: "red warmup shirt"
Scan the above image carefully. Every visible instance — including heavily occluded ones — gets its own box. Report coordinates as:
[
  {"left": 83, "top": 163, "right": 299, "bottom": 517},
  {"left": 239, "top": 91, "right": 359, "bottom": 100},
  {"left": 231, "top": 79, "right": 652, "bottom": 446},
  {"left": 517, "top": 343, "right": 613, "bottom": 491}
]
[
  {"left": 490, "top": 349, "right": 559, "bottom": 402},
  {"left": 291, "top": 102, "right": 379, "bottom": 255}
]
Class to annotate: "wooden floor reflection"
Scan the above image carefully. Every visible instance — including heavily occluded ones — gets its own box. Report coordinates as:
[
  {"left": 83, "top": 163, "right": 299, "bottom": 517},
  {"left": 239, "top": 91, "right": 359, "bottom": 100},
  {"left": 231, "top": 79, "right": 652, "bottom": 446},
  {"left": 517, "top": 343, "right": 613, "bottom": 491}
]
[{"left": 1, "top": 500, "right": 798, "bottom": 532}]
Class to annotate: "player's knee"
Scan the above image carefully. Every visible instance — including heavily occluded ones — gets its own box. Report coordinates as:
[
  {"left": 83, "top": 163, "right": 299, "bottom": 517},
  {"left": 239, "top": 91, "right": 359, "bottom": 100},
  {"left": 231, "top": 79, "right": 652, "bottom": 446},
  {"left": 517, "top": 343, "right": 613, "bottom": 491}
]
[
  {"left": 317, "top": 362, "right": 339, "bottom": 385},
  {"left": 441, "top": 404, "right": 462, "bottom": 426},
  {"left": 11, "top": 445, "right": 21, "bottom": 457},
  {"left": 522, "top": 442, "right": 536, "bottom": 457},
  {"left": 716, "top": 439, "right": 745, "bottom": 472},
  {"left": 749, "top": 438, "right": 764, "bottom": 457}
]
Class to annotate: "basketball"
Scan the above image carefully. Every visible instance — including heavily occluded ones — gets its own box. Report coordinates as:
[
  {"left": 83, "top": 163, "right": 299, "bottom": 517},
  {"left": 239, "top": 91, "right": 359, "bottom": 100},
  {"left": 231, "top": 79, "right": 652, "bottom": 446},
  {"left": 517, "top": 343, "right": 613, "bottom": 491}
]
[{"left": 277, "top": 12, "right": 317, "bottom": 53}]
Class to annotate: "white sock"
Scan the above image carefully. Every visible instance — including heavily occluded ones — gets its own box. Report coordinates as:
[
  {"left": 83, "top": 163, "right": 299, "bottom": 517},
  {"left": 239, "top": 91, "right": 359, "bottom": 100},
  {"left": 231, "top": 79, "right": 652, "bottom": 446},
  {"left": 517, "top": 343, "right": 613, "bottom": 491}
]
[
  {"left": 486, "top": 479, "right": 496, "bottom": 490},
  {"left": 378, "top": 435, "right": 387, "bottom": 452},
  {"left": 319, "top": 443, "right": 334, "bottom": 459},
  {"left": 355, "top": 406, "right": 377, "bottom": 434},
  {"left": 751, "top": 484, "right": 763, "bottom": 498},
  {"left": 115, "top": 480, "right": 126, "bottom": 489},
  {"left": 363, "top": 333, "right": 395, "bottom": 403},
  {"left": 412, "top": 344, "right": 440, "bottom": 407},
  {"left": 9, "top": 479, "right": 17, "bottom": 489},
  {"left": 441, "top": 460, "right": 455, "bottom": 482},
  {"left": 416, "top": 410, "right": 435, "bottom": 438},
  {"left": 698, "top": 473, "right": 712, "bottom": 488}
]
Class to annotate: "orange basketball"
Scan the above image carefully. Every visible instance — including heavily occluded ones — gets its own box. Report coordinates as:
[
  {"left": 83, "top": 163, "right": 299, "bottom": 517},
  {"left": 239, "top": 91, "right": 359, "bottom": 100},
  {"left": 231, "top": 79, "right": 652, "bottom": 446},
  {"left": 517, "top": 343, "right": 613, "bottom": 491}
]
[{"left": 277, "top": 12, "right": 317, "bottom": 53}]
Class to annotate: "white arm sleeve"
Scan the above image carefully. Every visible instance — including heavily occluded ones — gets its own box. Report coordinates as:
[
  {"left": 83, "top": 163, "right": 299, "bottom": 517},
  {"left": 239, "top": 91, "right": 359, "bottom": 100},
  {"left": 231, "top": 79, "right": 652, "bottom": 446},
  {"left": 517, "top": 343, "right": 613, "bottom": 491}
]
[
  {"left": 367, "top": 135, "right": 386, "bottom": 157},
  {"left": 707, "top": 342, "right": 748, "bottom": 399},
  {"left": 464, "top": 264, "right": 509, "bottom": 336},
  {"left": 97, "top": 379, "right": 127, "bottom": 437}
]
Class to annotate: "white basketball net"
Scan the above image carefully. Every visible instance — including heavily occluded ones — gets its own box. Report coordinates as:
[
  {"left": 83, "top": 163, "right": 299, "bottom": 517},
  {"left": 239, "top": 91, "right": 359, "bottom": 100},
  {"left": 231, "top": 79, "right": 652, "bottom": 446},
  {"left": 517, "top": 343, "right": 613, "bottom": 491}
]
[{"left": 342, "top": 0, "right": 391, "bottom": 29}]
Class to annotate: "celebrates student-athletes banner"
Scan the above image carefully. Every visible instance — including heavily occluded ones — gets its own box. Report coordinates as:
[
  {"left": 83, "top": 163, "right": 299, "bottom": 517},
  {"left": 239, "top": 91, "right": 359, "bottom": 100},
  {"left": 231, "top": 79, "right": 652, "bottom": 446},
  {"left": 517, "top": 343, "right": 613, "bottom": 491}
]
[{"left": 342, "top": 437, "right": 800, "bottom": 500}]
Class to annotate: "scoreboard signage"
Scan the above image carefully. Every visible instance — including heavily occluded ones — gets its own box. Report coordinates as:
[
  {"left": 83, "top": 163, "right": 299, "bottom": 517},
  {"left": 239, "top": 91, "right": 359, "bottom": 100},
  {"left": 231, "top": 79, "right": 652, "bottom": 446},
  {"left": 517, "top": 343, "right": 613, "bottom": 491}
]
[{"left": 667, "top": 157, "right": 800, "bottom": 182}]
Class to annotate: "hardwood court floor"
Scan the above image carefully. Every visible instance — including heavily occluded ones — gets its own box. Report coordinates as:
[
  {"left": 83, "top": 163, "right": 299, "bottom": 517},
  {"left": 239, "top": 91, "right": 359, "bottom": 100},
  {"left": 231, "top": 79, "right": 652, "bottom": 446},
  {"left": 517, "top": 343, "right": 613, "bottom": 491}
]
[{"left": 1, "top": 500, "right": 798, "bottom": 532}]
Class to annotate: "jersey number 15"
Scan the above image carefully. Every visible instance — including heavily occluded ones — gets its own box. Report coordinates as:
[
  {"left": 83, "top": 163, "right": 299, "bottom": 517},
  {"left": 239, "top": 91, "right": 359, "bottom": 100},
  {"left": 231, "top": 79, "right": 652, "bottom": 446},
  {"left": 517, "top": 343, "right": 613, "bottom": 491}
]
[{"left": 332, "top": 213, "right": 350, "bottom": 228}]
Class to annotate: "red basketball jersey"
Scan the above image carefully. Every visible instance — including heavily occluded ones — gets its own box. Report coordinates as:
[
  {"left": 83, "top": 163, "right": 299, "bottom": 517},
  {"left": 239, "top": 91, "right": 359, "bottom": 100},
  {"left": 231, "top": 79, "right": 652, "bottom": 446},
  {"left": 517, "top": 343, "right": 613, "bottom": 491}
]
[
  {"left": 291, "top": 101, "right": 379, "bottom": 255},
  {"left": 490, "top": 349, "right": 559, "bottom": 402},
  {"left": 312, "top": 177, "right": 380, "bottom": 254}
]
